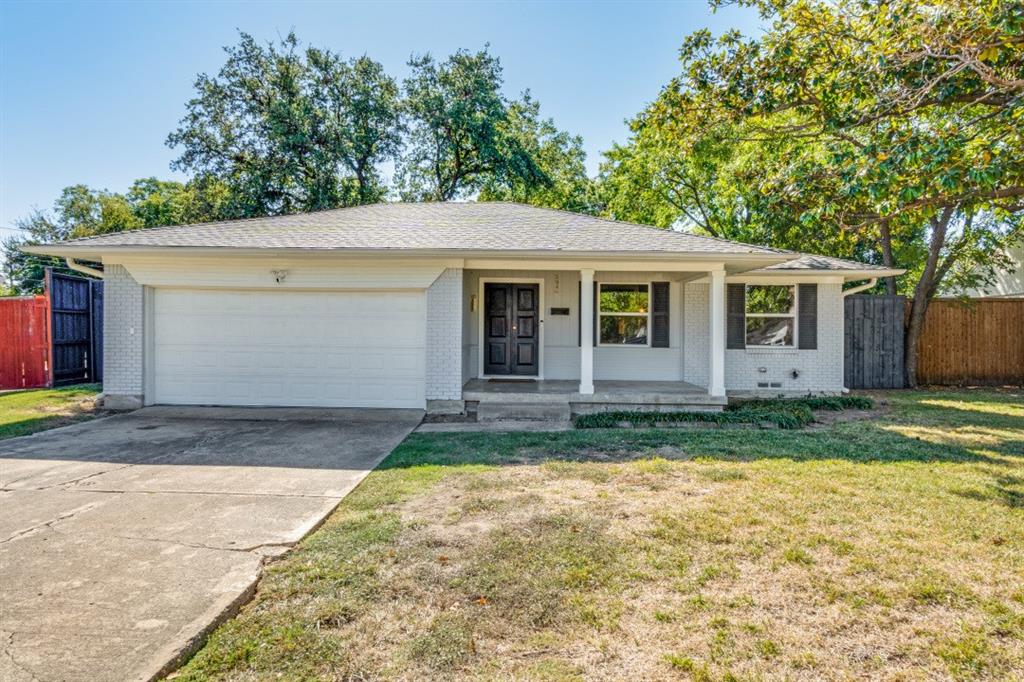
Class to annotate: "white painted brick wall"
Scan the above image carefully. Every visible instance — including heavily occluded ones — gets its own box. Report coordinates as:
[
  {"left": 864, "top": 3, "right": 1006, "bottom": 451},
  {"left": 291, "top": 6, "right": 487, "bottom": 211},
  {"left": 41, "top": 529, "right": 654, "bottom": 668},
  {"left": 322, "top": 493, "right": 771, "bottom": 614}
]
[
  {"left": 426, "top": 268, "right": 463, "bottom": 400},
  {"left": 683, "top": 280, "right": 845, "bottom": 394},
  {"left": 103, "top": 265, "right": 144, "bottom": 402},
  {"left": 682, "top": 282, "right": 711, "bottom": 389}
]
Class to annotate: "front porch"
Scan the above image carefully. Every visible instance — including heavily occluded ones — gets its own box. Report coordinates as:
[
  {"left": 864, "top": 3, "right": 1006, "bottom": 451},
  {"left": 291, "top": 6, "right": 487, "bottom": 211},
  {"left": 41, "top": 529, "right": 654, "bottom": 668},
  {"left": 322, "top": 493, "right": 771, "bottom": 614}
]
[{"left": 463, "top": 378, "right": 726, "bottom": 417}]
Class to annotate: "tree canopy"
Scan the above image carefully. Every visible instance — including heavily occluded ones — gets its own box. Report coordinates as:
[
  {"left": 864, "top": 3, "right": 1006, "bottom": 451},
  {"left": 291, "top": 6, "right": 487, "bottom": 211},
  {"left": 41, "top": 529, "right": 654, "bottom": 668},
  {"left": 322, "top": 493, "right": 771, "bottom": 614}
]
[
  {"left": 5, "top": 35, "right": 584, "bottom": 293},
  {"left": 2, "top": 179, "right": 226, "bottom": 294},
  {"left": 167, "top": 32, "right": 403, "bottom": 215},
  {"left": 478, "top": 93, "right": 594, "bottom": 212},
  {"left": 600, "top": 0, "right": 1024, "bottom": 384},
  {"left": 398, "top": 47, "right": 549, "bottom": 201}
]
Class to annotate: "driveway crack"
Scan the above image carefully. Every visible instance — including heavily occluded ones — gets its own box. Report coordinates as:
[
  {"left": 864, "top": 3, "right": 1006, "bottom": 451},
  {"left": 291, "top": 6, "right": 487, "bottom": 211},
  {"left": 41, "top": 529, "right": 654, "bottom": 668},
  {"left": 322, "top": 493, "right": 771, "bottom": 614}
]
[
  {"left": 0, "top": 501, "right": 106, "bottom": 544},
  {"left": 3, "top": 632, "right": 42, "bottom": 682},
  {"left": 56, "top": 464, "right": 136, "bottom": 489}
]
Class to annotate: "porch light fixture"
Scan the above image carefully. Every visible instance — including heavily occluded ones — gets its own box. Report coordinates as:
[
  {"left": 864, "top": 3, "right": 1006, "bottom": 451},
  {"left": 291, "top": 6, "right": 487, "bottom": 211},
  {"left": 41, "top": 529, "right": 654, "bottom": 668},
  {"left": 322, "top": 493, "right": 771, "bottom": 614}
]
[
  {"left": 271, "top": 269, "right": 288, "bottom": 284},
  {"left": 470, "top": 294, "right": 478, "bottom": 312}
]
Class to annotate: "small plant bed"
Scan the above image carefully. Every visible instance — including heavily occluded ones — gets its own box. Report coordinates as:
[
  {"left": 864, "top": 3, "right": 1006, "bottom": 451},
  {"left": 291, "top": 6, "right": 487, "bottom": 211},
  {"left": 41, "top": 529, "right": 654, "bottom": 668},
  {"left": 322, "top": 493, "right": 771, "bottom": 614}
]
[
  {"left": 574, "top": 395, "right": 874, "bottom": 430},
  {"left": 729, "top": 395, "right": 874, "bottom": 412}
]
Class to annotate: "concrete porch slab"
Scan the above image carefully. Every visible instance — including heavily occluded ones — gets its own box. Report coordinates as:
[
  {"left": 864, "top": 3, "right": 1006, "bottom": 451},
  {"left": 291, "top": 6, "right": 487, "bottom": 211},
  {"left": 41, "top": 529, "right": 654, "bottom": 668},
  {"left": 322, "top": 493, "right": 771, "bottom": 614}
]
[{"left": 463, "top": 378, "right": 727, "bottom": 408}]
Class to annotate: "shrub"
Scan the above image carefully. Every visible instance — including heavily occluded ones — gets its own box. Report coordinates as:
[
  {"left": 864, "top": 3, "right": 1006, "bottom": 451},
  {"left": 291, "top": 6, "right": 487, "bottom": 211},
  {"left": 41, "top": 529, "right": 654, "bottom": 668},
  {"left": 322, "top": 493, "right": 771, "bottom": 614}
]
[
  {"left": 727, "top": 395, "right": 874, "bottom": 412},
  {"left": 574, "top": 407, "right": 810, "bottom": 430},
  {"left": 574, "top": 395, "right": 871, "bottom": 430}
]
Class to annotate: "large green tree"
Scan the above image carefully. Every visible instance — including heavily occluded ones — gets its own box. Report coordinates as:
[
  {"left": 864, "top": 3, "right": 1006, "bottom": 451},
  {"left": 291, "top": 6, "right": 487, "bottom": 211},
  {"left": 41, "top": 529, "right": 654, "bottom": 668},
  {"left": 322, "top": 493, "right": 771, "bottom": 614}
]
[
  {"left": 2, "top": 179, "right": 226, "bottom": 294},
  {"left": 607, "top": 0, "right": 1024, "bottom": 386},
  {"left": 398, "top": 47, "right": 550, "bottom": 201},
  {"left": 167, "top": 32, "right": 402, "bottom": 216},
  {"left": 478, "top": 94, "right": 595, "bottom": 212}
]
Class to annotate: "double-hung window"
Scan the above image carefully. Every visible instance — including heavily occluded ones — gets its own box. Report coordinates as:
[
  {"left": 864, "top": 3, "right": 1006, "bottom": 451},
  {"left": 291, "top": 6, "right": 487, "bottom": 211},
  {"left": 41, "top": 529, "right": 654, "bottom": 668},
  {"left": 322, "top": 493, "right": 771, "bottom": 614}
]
[
  {"left": 745, "top": 285, "right": 796, "bottom": 347},
  {"left": 598, "top": 283, "right": 649, "bottom": 345}
]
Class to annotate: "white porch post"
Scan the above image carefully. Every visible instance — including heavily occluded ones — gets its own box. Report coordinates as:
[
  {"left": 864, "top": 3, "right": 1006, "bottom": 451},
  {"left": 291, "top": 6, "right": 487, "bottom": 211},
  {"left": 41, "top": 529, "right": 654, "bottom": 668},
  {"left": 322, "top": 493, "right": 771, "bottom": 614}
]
[
  {"left": 709, "top": 269, "right": 726, "bottom": 397},
  {"left": 579, "top": 268, "right": 595, "bottom": 394}
]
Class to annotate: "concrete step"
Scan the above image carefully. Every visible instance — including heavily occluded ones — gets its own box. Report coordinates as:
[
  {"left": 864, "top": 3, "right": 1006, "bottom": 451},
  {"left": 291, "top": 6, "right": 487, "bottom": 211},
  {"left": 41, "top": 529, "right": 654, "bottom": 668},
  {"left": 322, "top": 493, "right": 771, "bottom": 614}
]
[{"left": 476, "top": 401, "right": 571, "bottom": 422}]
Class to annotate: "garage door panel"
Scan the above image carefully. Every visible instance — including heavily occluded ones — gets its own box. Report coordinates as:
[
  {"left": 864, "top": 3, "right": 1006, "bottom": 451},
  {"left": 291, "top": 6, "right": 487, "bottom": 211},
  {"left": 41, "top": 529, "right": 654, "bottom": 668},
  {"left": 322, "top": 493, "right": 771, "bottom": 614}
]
[{"left": 153, "top": 289, "right": 426, "bottom": 408}]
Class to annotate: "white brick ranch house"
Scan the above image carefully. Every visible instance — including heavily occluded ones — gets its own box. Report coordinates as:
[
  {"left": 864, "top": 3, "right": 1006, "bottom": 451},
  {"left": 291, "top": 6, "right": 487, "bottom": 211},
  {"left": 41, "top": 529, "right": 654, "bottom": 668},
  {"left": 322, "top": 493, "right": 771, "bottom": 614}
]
[{"left": 24, "top": 202, "right": 901, "bottom": 414}]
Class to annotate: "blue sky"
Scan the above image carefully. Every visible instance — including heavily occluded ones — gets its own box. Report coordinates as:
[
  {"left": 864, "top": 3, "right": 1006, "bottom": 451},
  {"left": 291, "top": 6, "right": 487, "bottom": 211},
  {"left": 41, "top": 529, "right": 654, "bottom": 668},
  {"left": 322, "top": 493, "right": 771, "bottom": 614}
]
[{"left": 0, "top": 0, "right": 761, "bottom": 236}]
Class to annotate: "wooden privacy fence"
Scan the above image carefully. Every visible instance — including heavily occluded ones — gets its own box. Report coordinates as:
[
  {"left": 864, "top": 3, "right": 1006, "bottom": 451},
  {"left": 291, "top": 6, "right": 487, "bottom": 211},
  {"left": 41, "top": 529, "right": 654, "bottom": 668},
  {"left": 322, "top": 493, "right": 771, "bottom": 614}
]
[
  {"left": 0, "top": 270, "right": 104, "bottom": 390},
  {"left": 0, "top": 296, "right": 51, "bottom": 389},
  {"left": 46, "top": 270, "right": 104, "bottom": 386},
  {"left": 845, "top": 295, "right": 1024, "bottom": 387},
  {"left": 844, "top": 295, "right": 907, "bottom": 389},
  {"left": 915, "top": 298, "right": 1024, "bottom": 386}
]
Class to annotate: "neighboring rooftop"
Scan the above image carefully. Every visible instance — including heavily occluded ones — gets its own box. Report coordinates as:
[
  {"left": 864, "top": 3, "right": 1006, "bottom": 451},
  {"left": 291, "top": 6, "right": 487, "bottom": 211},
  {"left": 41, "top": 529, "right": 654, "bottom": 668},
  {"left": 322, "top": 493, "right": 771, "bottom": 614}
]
[{"left": 751, "top": 254, "right": 898, "bottom": 273}]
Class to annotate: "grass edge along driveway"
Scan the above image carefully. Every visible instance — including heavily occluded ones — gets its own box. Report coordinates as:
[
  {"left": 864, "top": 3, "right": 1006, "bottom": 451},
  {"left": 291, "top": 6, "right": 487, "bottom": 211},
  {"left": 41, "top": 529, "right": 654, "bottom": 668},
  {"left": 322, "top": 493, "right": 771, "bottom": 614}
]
[
  {"left": 175, "top": 389, "right": 1023, "bottom": 680},
  {"left": 0, "top": 384, "right": 102, "bottom": 440}
]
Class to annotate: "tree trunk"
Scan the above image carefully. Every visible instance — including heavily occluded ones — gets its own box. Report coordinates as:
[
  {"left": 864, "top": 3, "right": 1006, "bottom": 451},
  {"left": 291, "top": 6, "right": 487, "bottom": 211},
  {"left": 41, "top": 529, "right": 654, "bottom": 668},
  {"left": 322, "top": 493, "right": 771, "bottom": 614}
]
[
  {"left": 354, "top": 164, "right": 368, "bottom": 202},
  {"left": 879, "top": 221, "right": 898, "bottom": 295},
  {"left": 904, "top": 297, "right": 928, "bottom": 389},
  {"left": 904, "top": 207, "right": 954, "bottom": 388}
]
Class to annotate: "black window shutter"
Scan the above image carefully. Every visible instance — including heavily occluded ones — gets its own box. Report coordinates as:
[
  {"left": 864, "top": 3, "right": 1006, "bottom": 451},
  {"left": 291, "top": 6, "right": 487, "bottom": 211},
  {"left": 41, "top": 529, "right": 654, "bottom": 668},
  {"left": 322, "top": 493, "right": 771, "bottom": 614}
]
[
  {"left": 593, "top": 282, "right": 598, "bottom": 347},
  {"left": 727, "top": 283, "right": 746, "bottom": 349},
  {"left": 651, "top": 282, "right": 670, "bottom": 348},
  {"left": 798, "top": 283, "right": 818, "bottom": 349}
]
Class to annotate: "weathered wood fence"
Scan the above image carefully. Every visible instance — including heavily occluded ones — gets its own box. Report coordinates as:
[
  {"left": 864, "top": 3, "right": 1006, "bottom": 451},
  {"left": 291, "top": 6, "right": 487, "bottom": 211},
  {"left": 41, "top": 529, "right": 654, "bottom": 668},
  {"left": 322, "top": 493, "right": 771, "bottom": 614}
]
[
  {"left": 46, "top": 270, "right": 104, "bottom": 386},
  {"left": 915, "top": 298, "right": 1024, "bottom": 386},
  {"left": 845, "top": 295, "right": 1024, "bottom": 388},
  {"left": 844, "top": 295, "right": 906, "bottom": 389}
]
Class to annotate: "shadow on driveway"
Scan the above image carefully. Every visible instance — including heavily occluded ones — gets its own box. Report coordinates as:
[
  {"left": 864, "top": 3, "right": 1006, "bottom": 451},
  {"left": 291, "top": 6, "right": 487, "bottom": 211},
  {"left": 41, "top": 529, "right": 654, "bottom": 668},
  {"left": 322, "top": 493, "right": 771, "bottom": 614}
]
[{"left": 0, "top": 406, "right": 422, "bottom": 682}]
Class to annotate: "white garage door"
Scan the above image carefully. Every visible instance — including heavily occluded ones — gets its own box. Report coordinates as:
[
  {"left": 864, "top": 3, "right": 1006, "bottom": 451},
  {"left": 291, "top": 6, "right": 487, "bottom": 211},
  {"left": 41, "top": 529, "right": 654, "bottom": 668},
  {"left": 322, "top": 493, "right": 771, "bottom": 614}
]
[{"left": 153, "top": 289, "right": 426, "bottom": 408}]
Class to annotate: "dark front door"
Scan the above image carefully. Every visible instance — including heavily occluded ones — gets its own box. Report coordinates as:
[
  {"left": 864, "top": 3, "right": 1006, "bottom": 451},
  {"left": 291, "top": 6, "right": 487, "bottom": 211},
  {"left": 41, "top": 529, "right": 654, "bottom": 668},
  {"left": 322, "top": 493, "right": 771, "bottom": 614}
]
[{"left": 484, "top": 283, "right": 539, "bottom": 376}]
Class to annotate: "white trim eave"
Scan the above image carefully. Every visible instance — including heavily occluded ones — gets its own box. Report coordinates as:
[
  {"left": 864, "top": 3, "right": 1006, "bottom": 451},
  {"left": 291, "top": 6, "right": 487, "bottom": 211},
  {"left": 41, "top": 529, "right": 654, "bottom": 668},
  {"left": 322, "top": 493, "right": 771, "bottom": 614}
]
[
  {"left": 720, "top": 274, "right": 846, "bottom": 285},
  {"left": 20, "top": 244, "right": 792, "bottom": 265},
  {"left": 21, "top": 245, "right": 903, "bottom": 279}
]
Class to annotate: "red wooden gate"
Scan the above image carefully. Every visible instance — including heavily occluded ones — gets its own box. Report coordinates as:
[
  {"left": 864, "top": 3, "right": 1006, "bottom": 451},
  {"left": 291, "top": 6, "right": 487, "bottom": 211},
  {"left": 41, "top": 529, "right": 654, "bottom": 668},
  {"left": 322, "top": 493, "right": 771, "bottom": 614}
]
[{"left": 0, "top": 296, "right": 52, "bottom": 389}]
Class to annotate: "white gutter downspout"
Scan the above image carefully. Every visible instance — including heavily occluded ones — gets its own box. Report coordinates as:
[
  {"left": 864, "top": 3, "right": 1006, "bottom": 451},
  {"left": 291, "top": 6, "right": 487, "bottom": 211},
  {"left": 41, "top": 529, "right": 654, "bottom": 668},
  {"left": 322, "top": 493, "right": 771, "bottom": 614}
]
[
  {"left": 840, "top": 277, "right": 878, "bottom": 393},
  {"left": 842, "top": 277, "right": 877, "bottom": 298},
  {"left": 65, "top": 257, "right": 104, "bottom": 279}
]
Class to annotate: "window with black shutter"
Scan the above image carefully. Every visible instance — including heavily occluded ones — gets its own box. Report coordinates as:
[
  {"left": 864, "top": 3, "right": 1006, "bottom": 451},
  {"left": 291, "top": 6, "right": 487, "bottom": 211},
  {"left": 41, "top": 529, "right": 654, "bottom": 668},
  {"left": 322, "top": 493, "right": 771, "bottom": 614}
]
[
  {"left": 797, "top": 283, "right": 818, "bottom": 349},
  {"left": 727, "top": 283, "right": 746, "bottom": 349},
  {"left": 651, "top": 282, "right": 670, "bottom": 348}
]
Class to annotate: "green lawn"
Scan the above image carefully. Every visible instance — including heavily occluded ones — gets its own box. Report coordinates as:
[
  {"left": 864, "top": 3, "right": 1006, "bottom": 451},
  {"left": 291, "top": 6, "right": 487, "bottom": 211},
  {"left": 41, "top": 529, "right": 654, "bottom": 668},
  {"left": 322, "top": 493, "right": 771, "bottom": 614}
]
[
  {"left": 176, "top": 389, "right": 1024, "bottom": 681},
  {"left": 0, "top": 384, "right": 103, "bottom": 440}
]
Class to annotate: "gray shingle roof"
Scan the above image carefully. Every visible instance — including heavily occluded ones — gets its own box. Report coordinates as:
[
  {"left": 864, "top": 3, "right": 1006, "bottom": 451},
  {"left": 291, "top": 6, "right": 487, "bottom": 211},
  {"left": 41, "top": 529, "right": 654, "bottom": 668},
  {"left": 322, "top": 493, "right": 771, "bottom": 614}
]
[
  {"left": 49, "top": 202, "right": 789, "bottom": 256},
  {"left": 30, "top": 202, "right": 901, "bottom": 275}
]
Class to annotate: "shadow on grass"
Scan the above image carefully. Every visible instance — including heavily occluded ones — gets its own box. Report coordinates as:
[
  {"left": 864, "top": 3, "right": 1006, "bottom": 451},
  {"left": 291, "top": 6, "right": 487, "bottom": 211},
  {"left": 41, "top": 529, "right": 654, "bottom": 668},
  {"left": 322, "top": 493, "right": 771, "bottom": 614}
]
[
  {"left": 954, "top": 473, "right": 1024, "bottom": 509},
  {"left": 381, "top": 391, "right": 1024, "bottom": 471}
]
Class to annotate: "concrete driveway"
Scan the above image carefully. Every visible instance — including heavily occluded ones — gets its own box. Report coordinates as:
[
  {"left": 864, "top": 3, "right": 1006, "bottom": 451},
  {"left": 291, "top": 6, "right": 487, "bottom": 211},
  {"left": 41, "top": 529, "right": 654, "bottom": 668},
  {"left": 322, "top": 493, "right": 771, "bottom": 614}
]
[{"left": 0, "top": 406, "right": 422, "bottom": 682}]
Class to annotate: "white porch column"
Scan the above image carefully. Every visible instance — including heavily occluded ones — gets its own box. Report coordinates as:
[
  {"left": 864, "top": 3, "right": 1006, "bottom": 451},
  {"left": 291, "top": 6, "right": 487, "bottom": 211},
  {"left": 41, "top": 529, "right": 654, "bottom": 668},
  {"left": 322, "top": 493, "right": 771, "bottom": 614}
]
[
  {"left": 709, "top": 269, "right": 726, "bottom": 397},
  {"left": 579, "top": 268, "right": 595, "bottom": 394}
]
